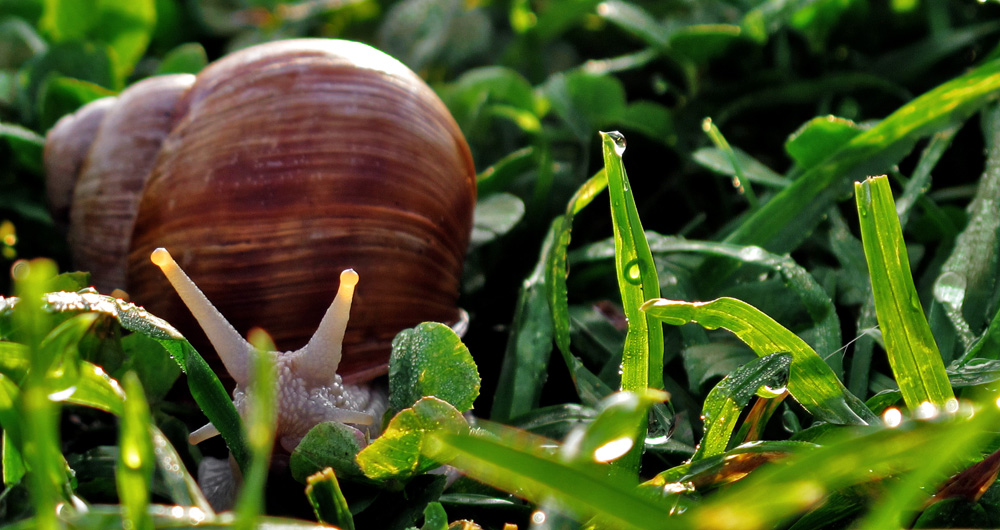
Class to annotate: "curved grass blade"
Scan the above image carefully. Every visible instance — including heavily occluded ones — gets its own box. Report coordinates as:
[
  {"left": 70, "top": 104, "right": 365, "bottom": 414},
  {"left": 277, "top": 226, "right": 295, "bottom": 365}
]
[
  {"left": 856, "top": 176, "right": 954, "bottom": 409},
  {"left": 705, "top": 56, "right": 1000, "bottom": 283},
  {"left": 689, "top": 401, "right": 1000, "bottom": 530},
  {"left": 642, "top": 297, "right": 877, "bottom": 425},
  {"left": 547, "top": 170, "right": 608, "bottom": 377},
  {"left": 574, "top": 234, "right": 843, "bottom": 367},
  {"left": 693, "top": 353, "right": 791, "bottom": 461},
  {"left": 118, "top": 372, "right": 154, "bottom": 530},
  {"left": 423, "top": 430, "right": 682, "bottom": 530}
]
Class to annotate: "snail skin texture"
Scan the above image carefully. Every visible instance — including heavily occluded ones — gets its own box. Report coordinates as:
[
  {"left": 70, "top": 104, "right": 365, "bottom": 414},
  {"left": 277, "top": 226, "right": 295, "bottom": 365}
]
[{"left": 44, "top": 39, "right": 477, "bottom": 389}]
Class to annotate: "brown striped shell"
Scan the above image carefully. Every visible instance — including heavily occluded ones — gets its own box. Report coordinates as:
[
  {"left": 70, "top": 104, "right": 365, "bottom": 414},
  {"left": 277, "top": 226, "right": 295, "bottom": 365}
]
[{"left": 44, "top": 39, "right": 476, "bottom": 384}]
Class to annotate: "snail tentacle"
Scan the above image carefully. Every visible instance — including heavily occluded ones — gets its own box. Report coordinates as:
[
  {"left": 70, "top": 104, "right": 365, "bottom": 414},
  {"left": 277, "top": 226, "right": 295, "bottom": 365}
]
[
  {"left": 154, "top": 248, "right": 381, "bottom": 450},
  {"left": 294, "top": 268, "right": 359, "bottom": 386},
  {"left": 151, "top": 248, "right": 252, "bottom": 385}
]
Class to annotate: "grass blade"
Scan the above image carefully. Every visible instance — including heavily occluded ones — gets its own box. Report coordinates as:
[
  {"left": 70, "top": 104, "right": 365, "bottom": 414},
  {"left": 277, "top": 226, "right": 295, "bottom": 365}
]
[
  {"left": 602, "top": 130, "right": 662, "bottom": 472},
  {"left": 306, "top": 468, "right": 355, "bottom": 530},
  {"left": 855, "top": 175, "right": 954, "bottom": 408},
  {"left": 424, "top": 430, "right": 681, "bottom": 530},
  {"left": 693, "top": 353, "right": 790, "bottom": 461},
  {"left": 117, "top": 372, "right": 154, "bottom": 530},
  {"left": 643, "top": 297, "right": 877, "bottom": 425},
  {"left": 235, "top": 329, "right": 279, "bottom": 530},
  {"left": 702, "top": 56, "right": 1000, "bottom": 287},
  {"left": 689, "top": 401, "right": 1000, "bottom": 530}
]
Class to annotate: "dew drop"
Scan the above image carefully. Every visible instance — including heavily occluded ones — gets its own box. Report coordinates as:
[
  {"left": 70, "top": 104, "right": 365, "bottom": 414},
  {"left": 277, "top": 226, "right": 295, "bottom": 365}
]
[
  {"left": 605, "top": 130, "right": 627, "bottom": 155},
  {"left": 624, "top": 259, "right": 642, "bottom": 284}
]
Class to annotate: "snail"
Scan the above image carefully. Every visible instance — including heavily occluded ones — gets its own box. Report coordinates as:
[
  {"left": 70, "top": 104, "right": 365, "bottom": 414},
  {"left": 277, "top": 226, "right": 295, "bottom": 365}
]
[{"left": 43, "top": 39, "right": 477, "bottom": 447}]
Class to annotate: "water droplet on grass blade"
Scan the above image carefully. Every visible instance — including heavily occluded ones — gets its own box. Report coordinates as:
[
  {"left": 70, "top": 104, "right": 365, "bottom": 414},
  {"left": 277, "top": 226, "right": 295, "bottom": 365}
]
[
  {"left": 605, "top": 130, "right": 627, "bottom": 155},
  {"left": 624, "top": 259, "right": 642, "bottom": 284}
]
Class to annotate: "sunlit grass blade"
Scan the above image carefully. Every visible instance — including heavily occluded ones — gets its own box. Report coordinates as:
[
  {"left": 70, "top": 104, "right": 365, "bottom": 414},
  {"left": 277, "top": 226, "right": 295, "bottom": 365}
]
[
  {"left": 13, "top": 259, "right": 65, "bottom": 530},
  {"left": 601, "top": 131, "right": 662, "bottom": 472},
  {"left": 235, "top": 328, "right": 278, "bottom": 530},
  {"left": 702, "top": 117, "right": 757, "bottom": 208},
  {"left": 602, "top": 131, "right": 663, "bottom": 391},
  {"left": 423, "top": 430, "right": 681, "bottom": 530},
  {"left": 306, "top": 468, "right": 355, "bottom": 530},
  {"left": 560, "top": 389, "right": 668, "bottom": 466},
  {"left": 118, "top": 372, "right": 154, "bottom": 530},
  {"left": 704, "top": 56, "right": 1000, "bottom": 284},
  {"left": 855, "top": 175, "right": 954, "bottom": 409},
  {"left": 646, "top": 440, "right": 817, "bottom": 491},
  {"left": 693, "top": 353, "right": 790, "bottom": 461},
  {"left": 0, "top": 374, "right": 25, "bottom": 486},
  {"left": 688, "top": 400, "right": 1000, "bottom": 530},
  {"left": 643, "top": 297, "right": 877, "bottom": 425}
]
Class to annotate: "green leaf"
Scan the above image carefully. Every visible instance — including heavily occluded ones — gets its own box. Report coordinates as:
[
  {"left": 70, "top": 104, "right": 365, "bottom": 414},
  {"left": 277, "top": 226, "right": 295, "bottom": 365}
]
[
  {"left": 855, "top": 175, "right": 954, "bottom": 409},
  {"left": 91, "top": 0, "right": 156, "bottom": 81},
  {"left": 290, "top": 421, "right": 365, "bottom": 483},
  {"left": 357, "top": 396, "right": 469, "bottom": 481},
  {"left": 37, "top": 75, "right": 115, "bottom": 130},
  {"left": 642, "top": 297, "right": 877, "bottom": 425},
  {"left": 693, "top": 353, "right": 791, "bottom": 461},
  {"left": 669, "top": 24, "right": 743, "bottom": 63},
  {"left": 471, "top": 192, "right": 524, "bottom": 246},
  {"left": 117, "top": 372, "right": 154, "bottom": 530},
  {"left": 546, "top": 75, "right": 626, "bottom": 142},
  {"left": 305, "top": 468, "right": 355, "bottom": 530},
  {"left": 692, "top": 146, "right": 789, "bottom": 189},
  {"left": 0, "top": 122, "right": 44, "bottom": 173},
  {"left": 388, "top": 322, "right": 480, "bottom": 416},
  {"left": 155, "top": 42, "right": 207, "bottom": 75},
  {"left": 419, "top": 502, "right": 448, "bottom": 530}
]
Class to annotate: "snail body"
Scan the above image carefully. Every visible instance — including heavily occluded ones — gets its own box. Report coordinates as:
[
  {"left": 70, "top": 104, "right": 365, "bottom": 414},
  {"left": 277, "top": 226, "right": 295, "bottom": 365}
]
[{"left": 44, "top": 39, "right": 477, "bottom": 389}]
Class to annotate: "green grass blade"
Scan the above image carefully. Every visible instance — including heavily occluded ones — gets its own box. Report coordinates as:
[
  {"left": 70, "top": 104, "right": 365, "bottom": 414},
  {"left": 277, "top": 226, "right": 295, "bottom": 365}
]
[
  {"left": 602, "top": 130, "right": 662, "bottom": 472},
  {"left": 938, "top": 104, "right": 1000, "bottom": 354},
  {"left": 855, "top": 175, "right": 954, "bottom": 408},
  {"left": 643, "top": 297, "right": 877, "bottom": 425},
  {"left": 423, "top": 430, "right": 682, "bottom": 530},
  {"left": 13, "top": 259, "right": 65, "bottom": 530},
  {"left": 117, "top": 372, "right": 154, "bottom": 530},
  {"left": 235, "top": 329, "right": 279, "bottom": 530},
  {"left": 693, "top": 353, "right": 791, "bottom": 461},
  {"left": 548, "top": 170, "right": 608, "bottom": 371},
  {"left": 306, "top": 468, "right": 355, "bottom": 530},
  {"left": 574, "top": 234, "right": 843, "bottom": 369},
  {"left": 706, "top": 56, "right": 1000, "bottom": 279},
  {"left": 602, "top": 131, "right": 663, "bottom": 392},
  {"left": 689, "top": 401, "right": 1000, "bottom": 530}
]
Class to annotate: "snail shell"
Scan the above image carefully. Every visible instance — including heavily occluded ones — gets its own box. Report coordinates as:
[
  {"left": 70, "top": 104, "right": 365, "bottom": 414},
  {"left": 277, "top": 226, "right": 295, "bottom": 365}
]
[{"left": 44, "top": 39, "right": 476, "bottom": 384}]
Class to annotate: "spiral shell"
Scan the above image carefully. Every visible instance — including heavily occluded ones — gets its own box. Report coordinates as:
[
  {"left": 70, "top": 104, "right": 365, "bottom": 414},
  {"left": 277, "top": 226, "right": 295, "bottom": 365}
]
[{"left": 44, "top": 39, "right": 476, "bottom": 384}]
